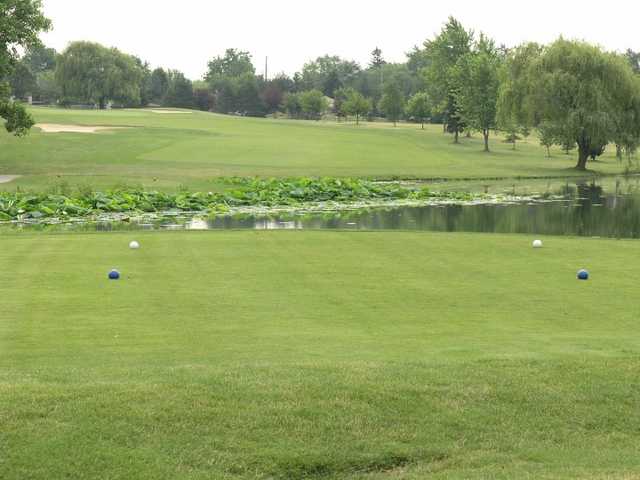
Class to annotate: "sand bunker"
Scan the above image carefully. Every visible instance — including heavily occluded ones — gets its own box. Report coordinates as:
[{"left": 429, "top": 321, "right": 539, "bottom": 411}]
[
  {"left": 0, "top": 175, "right": 20, "bottom": 184},
  {"left": 149, "top": 110, "right": 192, "bottom": 114},
  {"left": 36, "top": 124, "right": 128, "bottom": 134}
]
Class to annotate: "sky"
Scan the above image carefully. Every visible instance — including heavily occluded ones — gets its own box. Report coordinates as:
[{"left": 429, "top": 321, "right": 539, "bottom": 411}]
[{"left": 40, "top": 0, "right": 640, "bottom": 80}]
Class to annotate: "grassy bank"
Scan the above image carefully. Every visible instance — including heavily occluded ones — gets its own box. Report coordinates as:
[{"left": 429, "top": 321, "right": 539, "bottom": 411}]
[
  {"left": 1, "top": 231, "right": 639, "bottom": 479},
  {"left": 0, "top": 107, "right": 633, "bottom": 192}
]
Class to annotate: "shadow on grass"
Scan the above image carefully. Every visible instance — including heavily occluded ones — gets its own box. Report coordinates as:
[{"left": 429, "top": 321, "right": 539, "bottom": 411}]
[{"left": 268, "top": 451, "right": 448, "bottom": 479}]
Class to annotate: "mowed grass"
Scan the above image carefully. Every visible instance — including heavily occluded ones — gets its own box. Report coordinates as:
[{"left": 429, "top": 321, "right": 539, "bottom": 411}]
[
  {"left": 1, "top": 231, "right": 639, "bottom": 479},
  {"left": 0, "top": 107, "right": 632, "bottom": 192}
]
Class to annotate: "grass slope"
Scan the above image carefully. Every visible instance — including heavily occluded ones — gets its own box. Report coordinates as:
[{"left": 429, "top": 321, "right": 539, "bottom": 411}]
[
  {"left": 1, "top": 231, "right": 639, "bottom": 479},
  {"left": 0, "top": 107, "right": 632, "bottom": 191}
]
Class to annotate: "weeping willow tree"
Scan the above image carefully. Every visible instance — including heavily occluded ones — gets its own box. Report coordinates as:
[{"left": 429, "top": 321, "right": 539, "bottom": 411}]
[
  {"left": 55, "top": 42, "right": 144, "bottom": 109},
  {"left": 526, "top": 40, "right": 640, "bottom": 170}
]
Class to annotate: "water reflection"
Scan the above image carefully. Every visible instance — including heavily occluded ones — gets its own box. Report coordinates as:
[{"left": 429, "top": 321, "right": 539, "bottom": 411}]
[{"left": 5, "top": 178, "right": 640, "bottom": 238}]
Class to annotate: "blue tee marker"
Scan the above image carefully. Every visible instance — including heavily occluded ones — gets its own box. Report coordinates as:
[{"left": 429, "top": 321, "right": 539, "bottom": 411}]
[
  {"left": 577, "top": 269, "right": 589, "bottom": 281},
  {"left": 109, "top": 270, "right": 121, "bottom": 280}
]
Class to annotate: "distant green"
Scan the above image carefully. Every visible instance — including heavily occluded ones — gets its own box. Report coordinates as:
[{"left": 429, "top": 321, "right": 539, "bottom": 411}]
[
  {"left": 0, "top": 107, "right": 633, "bottom": 192},
  {"left": 2, "top": 231, "right": 639, "bottom": 479}
]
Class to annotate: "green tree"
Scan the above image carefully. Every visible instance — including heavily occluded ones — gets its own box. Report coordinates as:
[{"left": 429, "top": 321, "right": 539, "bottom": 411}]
[
  {"left": 9, "top": 44, "right": 57, "bottom": 101},
  {"left": 150, "top": 68, "right": 169, "bottom": 104},
  {"left": 454, "top": 35, "right": 502, "bottom": 152},
  {"left": 283, "top": 92, "right": 302, "bottom": 118},
  {"left": 164, "top": 70, "right": 193, "bottom": 108},
  {"left": 193, "top": 81, "right": 214, "bottom": 112},
  {"left": 299, "top": 56, "right": 360, "bottom": 92},
  {"left": 341, "top": 89, "right": 371, "bottom": 125},
  {"left": 34, "top": 69, "right": 59, "bottom": 103},
  {"left": 299, "top": 90, "right": 328, "bottom": 120},
  {"left": 235, "top": 72, "right": 264, "bottom": 116},
  {"left": 56, "top": 42, "right": 144, "bottom": 108},
  {"left": 405, "top": 92, "right": 431, "bottom": 129},
  {"left": 206, "top": 49, "right": 255, "bottom": 83},
  {"left": 421, "top": 17, "right": 473, "bottom": 142},
  {"left": 22, "top": 44, "right": 56, "bottom": 73},
  {"left": 134, "top": 57, "right": 152, "bottom": 107},
  {"left": 497, "top": 43, "right": 541, "bottom": 149},
  {"left": 333, "top": 87, "right": 349, "bottom": 121},
  {"left": 206, "top": 49, "right": 263, "bottom": 114},
  {"left": 9, "top": 61, "right": 36, "bottom": 98},
  {"left": 370, "top": 47, "right": 386, "bottom": 68},
  {"left": 0, "top": 0, "right": 51, "bottom": 135},
  {"left": 527, "top": 39, "right": 640, "bottom": 170},
  {"left": 538, "top": 122, "right": 555, "bottom": 157},
  {"left": 626, "top": 49, "right": 640, "bottom": 74},
  {"left": 379, "top": 81, "right": 405, "bottom": 126}
]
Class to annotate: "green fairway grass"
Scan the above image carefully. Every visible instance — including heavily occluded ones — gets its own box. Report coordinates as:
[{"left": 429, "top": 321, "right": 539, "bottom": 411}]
[
  {"left": 0, "top": 108, "right": 632, "bottom": 192},
  {"left": 1, "top": 231, "right": 639, "bottom": 479}
]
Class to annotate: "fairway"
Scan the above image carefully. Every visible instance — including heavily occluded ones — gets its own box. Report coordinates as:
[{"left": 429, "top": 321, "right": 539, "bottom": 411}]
[
  {"left": 0, "top": 108, "right": 631, "bottom": 192},
  {"left": 2, "top": 231, "right": 639, "bottom": 479}
]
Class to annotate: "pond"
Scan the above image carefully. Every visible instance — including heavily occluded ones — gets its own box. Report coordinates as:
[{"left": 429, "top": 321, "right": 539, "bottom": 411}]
[{"left": 5, "top": 177, "right": 640, "bottom": 238}]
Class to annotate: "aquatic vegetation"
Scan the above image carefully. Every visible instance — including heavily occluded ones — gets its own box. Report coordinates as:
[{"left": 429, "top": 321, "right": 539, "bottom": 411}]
[{"left": 0, "top": 177, "right": 479, "bottom": 221}]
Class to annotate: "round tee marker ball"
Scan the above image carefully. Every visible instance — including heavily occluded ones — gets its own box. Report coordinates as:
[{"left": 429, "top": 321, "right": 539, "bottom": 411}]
[
  {"left": 577, "top": 269, "right": 589, "bottom": 281},
  {"left": 129, "top": 241, "right": 140, "bottom": 250},
  {"left": 533, "top": 240, "right": 543, "bottom": 248},
  {"left": 109, "top": 270, "right": 120, "bottom": 280}
]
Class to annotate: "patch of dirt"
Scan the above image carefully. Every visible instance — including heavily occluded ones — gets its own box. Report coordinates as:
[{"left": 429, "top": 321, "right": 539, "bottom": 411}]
[
  {"left": 36, "top": 124, "right": 129, "bottom": 134},
  {"left": 0, "top": 175, "right": 20, "bottom": 184}
]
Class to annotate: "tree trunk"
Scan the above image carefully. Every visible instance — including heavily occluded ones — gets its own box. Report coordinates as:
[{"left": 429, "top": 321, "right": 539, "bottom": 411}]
[
  {"left": 454, "top": 130, "right": 459, "bottom": 144},
  {"left": 576, "top": 144, "right": 589, "bottom": 170},
  {"left": 483, "top": 130, "right": 490, "bottom": 152},
  {"left": 546, "top": 146, "right": 551, "bottom": 158},
  {"left": 356, "top": 113, "right": 359, "bottom": 126},
  {"left": 421, "top": 121, "right": 424, "bottom": 130}
]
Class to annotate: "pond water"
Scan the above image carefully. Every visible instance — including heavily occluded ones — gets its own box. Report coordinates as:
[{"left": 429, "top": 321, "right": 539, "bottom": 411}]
[{"left": 6, "top": 177, "right": 640, "bottom": 238}]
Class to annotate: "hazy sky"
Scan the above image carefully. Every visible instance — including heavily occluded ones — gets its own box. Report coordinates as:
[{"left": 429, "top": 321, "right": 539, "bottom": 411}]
[{"left": 41, "top": 0, "right": 640, "bottom": 79}]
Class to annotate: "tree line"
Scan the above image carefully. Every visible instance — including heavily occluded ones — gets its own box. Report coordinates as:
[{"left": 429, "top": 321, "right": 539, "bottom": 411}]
[{"left": 3, "top": 2, "right": 640, "bottom": 170}]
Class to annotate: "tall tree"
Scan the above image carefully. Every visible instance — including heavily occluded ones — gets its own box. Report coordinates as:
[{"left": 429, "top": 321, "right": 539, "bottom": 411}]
[
  {"left": 421, "top": 17, "right": 473, "bottom": 142},
  {"left": 0, "top": 0, "right": 51, "bottom": 135},
  {"left": 206, "top": 49, "right": 262, "bottom": 114},
  {"left": 454, "top": 35, "right": 502, "bottom": 152},
  {"left": 299, "top": 55, "right": 360, "bottom": 92},
  {"left": 56, "top": 42, "right": 144, "bottom": 108},
  {"left": 626, "top": 49, "right": 640, "bottom": 74},
  {"left": 150, "top": 68, "right": 169, "bottom": 104},
  {"left": 192, "top": 80, "right": 214, "bottom": 111},
  {"left": 9, "top": 61, "right": 36, "bottom": 98},
  {"left": 406, "top": 92, "right": 431, "bottom": 129},
  {"left": 164, "top": 70, "right": 193, "bottom": 108},
  {"left": 235, "top": 72, "right": 263, "bottom": 116},
  {"left": 370, "top": 47, "right": 386, "bottom": 68},
  {"left": 323, "top": 69, "right": 342, "bottom": 97},
  {"left": 496, "top": 43, "right": 542, "bottom": 149},
  {"left": 206, "top": 49, "right": 255, "bottom": 83},
  {"left": 379, "top": 80, "right": 405, "bottom": 126},
  {"left": 527, "top": 40, "right": 640, "bottom": 170}
]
